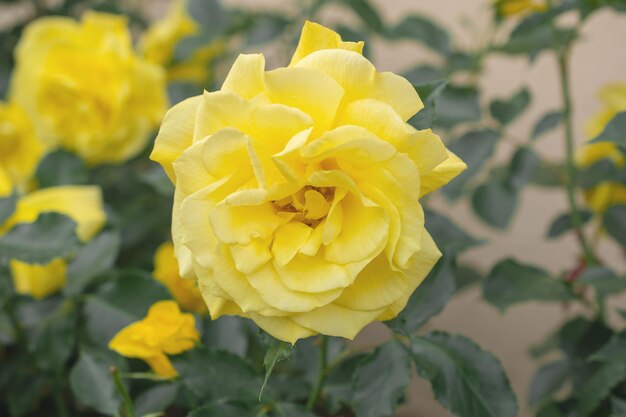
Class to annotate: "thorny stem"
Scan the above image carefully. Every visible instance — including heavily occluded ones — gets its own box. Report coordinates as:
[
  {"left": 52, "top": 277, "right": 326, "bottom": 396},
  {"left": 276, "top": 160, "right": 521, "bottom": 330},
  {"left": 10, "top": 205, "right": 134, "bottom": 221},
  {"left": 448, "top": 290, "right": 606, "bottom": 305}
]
[
  {"left": 556, "top": 47, "right": 596, "bottom": 266},
  {"left": 305, "top": 335, "right": 328, "bottom": 410}
]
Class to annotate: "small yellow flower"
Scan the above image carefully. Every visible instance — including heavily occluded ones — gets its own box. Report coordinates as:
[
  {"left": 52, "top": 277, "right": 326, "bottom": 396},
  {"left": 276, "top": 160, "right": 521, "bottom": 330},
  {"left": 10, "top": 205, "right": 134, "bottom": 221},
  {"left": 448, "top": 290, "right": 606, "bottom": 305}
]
[
  {"left": 154, "top": 242, "right": 207, "bottom": 313},
  {"left": 10, "top": 11, "right": 167, "bottom": 165},
  {"left": 109, "top": 300, "right": 200, "bottom": 378},
  {"left": 577, "top": 82, "right": 626, "bottom": 213},
  {"left": 0, "top": 101, "right": 45, "bottom": 193},
  {"left": 495, "top": 0, "right": 547, "bottom": 17},
  {"left": 1, "top": 186, "right": 106, "bottom": 299},
  {"left": 151, "top": 22, "right": 466, "bottom": 343}
]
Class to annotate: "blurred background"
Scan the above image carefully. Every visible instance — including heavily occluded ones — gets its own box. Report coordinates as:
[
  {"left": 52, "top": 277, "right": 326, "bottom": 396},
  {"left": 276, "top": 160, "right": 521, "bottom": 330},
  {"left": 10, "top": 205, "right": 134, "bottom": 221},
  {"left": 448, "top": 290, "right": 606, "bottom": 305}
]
[{"left": 1, "top": 0, "right": 625, "bottom": 416}]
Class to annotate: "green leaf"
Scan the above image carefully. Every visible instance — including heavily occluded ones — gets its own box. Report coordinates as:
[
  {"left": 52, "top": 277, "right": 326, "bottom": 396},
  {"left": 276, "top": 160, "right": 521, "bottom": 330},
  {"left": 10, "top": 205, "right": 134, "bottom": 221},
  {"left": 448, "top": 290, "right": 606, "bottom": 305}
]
[
  {"left": 532, "top": 111, "right": 563, "bottom": 140},
  {"left": 530, "top": 160, "right": 566, "bottom": 187},
  {"left": 244, "top": 13, "right": 290, "bottom": 45},
  {"left": 260, "top": 333, "right": 293, "bottom": 400},
  {"left": 0, "top": 191, "right": 17, "bottom": 226},
  {"left": 134, "top": 383, "right": 178, "bottom": 416},
  {"left": 69, "top": 347, "right": 123, "bottom": 416},
  {"left": 325, "top": 353, "right": 368, "bottom": 413},
  {"left": 603, "top": 205, "right": 626, "bottom": 247},
  {"left": 528, "top": 360, "right": 569, "bottom": 406},
  {"left": 577, "top": 361, "right": 626, "bottom": 417},
  {"left": 612, "top": 396, "right": 626, "bottom": 417},
  {"left": 389, "top": 15, "right": 451, "bottom": 55},
  {"left": 590, "top": 111, "right": 626, "bottom": 147},
  {"left": 619, "top": 310, "right": 626, "bottom": 321},
  {"left": 497, "top": 16, "right": 577, "bottom": 59},
  {"left": 140, "top": 166, "right": 174, "bottom": 197},
  {"left": 455, "top": 264, "right": 483, "bottom": 292},
  {"left": 271, "top": 403, "right": 318, "bottom": 417},
  {"left": 64, "top": 230, "right": 121, "bottom": 295},
  {"left": 490, "top": 88, "right": 531, "bottom": 126},
  {"left": 36, "top": 149, "right": 88, "bottom": 188},
  {"left": 186, "top": 400, "right": 258, "bottom": 417},
  {"left": 337, "top": 0, "right": 384, "bottom": 33},
  {"left": 435, "top": 85, "right": 482, "bottom": 129},
  {"left": 386, "top": 258, "right": 456, "bottom": 336},
  {"left": 471, "top": 181, "right": 518, "bottom": 229},
  {"left": 203, "top": 316, "right": 250, "bottom": 357},
  {"left": 547, "top": 210, "right": 593, "bottom": 238},
  {"left": 172, "top": 348, "right": 262, "bottom": 401},
  {"left": 577, "top": 159, "right": 617, "bottom": 189},
  {"left": 411, "top": 332, "right": 518, "bottom": 417},
  {"left": 352, "top": 340, "right": 411, "bottom": 417},
  {"left": 409, "top": 79, "right": 448, "bottom": 130},
  {"left": 444, "top": 129, "right": 500, "bottom": 200},
  {"left": 507, "top": 147, "right": 540, "bottom": 191},
  {"left": 425, "top": 209, "right": 483, "bottom": 254},
  {"left": 403, "top": 65, "right": 445, "bottom": 84},
  {"left": 31, "top": 301, "right": 77, "bottom": 374},
  {"left": 557, "top": 317, "right": 613, "bottom": 360},
  {"left": 590, "top": 331, "right": 626, "bottom": 363},
  {"left": 483, "top": 259, "right": 575, "bottom": 311},
  {"left": 579, "top": 267, "right": 626, "bottom": 298},
  {"left": 0, "top": 212, "right": 80, "bottom": 264}
]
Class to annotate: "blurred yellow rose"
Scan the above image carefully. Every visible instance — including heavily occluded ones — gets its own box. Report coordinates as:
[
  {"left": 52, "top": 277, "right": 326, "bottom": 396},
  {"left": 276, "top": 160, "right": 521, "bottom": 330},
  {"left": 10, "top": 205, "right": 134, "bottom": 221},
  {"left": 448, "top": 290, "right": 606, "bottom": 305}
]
[
  {"left": 0, "top": 168, "right": 12, "bottom": 197},
  {"left": 154, "top": 242, "right": 207, "bottom": 313},
  {"left": 0, "top": 101, "right": 44, "bottom": 192},
  {"left": 1, "top": 186, "right": 106, "bottom": 299},
  {"left": 151, "top": 21, "right": 466, "bottom": 343},
  {"left": 109, "top": 300, "right": 199, "bottom": 378},
  {"left": 495, "top": 0, "right": 547, "bottom": 17},
  {"left": 140, "top": 0, "right": 224, "bottom": 84},
  {"left": 577, "top": 82, "right": 626, "bottom": 213},
  {"left": 10, "top": 12, "right": 167, "bottom": 165}
]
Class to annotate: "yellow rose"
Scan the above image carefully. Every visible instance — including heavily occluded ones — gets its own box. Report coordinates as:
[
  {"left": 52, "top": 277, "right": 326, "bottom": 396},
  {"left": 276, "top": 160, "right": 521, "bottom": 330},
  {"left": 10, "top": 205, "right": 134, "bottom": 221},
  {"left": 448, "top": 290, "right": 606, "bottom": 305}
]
[
  {"left": 10, "top": 12, "right": 167, "bottom": 165},
  {"left": 577, "top": 82, "right": 626, "bottom": 213},
  {"left": 2, "top": 186, "right": 106, "bottom": 299},
  {"left": 0, "top": 101, "right": 44, "bottom": 193},
  {"left": 495, "top": 0, "right": 547, "bottom": 17},
  {"left": 109, "top": 300, "right": 199, "bottom": 378},
  {"left": 151, "top": 21, "right": 466, "bottom": 343},
  {"left": 154, "top": 242, "right": 207, "bottom": 313},
  {"left": 140, "top": 0, "right": 224, "bottom": 84}
]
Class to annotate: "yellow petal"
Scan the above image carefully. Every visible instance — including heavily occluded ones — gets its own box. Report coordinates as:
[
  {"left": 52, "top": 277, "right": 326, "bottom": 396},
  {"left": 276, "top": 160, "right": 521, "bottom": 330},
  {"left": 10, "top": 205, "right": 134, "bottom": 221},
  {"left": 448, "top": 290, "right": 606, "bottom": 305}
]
[
  {"left": 295, "top": 49, "right": 375, "bottom": 103},
  {"left": 10, "top": 258, "right": 67, "bottom": 299},
  {"left": 229, "top": 238, "right": 273, "bottom": 274},
  {"left": 378, "top": 231, "right": 442, "bottom": 319},
  {"left": 193, "top": 91, "right": 253, "bottom": 142},
  {"left": 398, "top": 129, "right": 449, "bottom": 175},
  {"left": 145, "top": 353, "right": 178, "bottom": 378},
  {"left": 271, "top": 222, "right": 313, "bottom": 266},
  {"left": 221, "top": 53, "right": 266, "bottom": 99},
  {"left": 335, "top": 254, "right": 408, "bottom": 311},
  {"left": 248, "top": 312, "right": 315, "bottom": 344},
  {"left": 264, "top": 67, "right": 344, "bottom": 134},
  {"left": 4, "top": 186, "right": 105, "bottom": 241},
  {"left": 324, "top": 193, "right": 389, "bottom": 265},
  {"left": 247, "top": 263, "right": 343, "bottom": 313},
  {"left": 289, "top": 21, "right": 364, "bottom": 66},
  {"left": 292, "top": 303, "right": 384, "bottom": 340},
  {"left": 419, "top": 150, "right": 467, "bottom": 197},
  {"left": 371, "top": 72, "right": 423, "bottom": 121},
  {"left": 210, "top": 202, "right": 287, "bottom": 245},
  {"left": 151, "top": 95, "right": 201, "bottom": 183},
  {"left": 0, "top": 168, "right": 12, "bottom": 197}
]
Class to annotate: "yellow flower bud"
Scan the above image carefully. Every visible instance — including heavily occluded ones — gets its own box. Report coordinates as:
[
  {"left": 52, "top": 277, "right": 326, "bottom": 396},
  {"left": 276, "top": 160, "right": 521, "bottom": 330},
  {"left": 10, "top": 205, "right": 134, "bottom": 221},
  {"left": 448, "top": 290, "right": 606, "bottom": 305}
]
[
  {"left": 151, "top": 21, "right": 466, "bottom": 343},
  {"left": 154, "top": 242, "right": 207, "bottom": 313},
  {"left": 10, "top": 12, "right": 167, "bottom": 165},
  {"left": 109, "top": 300, "right": 200, "bottom": 378},
  {"left": 495, "top": 0, "right": 547, "bottom": 17}
]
